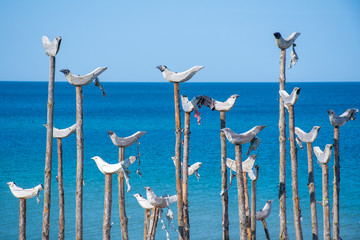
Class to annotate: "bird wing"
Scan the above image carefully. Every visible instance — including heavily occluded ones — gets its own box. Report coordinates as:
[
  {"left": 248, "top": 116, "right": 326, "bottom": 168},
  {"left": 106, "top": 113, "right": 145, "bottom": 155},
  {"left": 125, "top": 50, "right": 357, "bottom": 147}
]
[
  {"left": 226, "top": 158, "right": 237, "bottom": 172},
  {"left": 242, "top": 155, "right": 256, "bottom": 172},
  {"left": 66, "top": 67, "right": 107, "bottom": 86},
  {"left": 165, "top": 66, "right": 204, "bottom": 83},
  {"left": 188, "top": 162, "right": 202, "bottom": 175},
  {"left": 181, "top": 95, "right": 194, "bottom": 113},
  {"left": 340, "top": 108, "right": 359, "bottom": 119},
  {"left": 313, "top": 146, "right": 323, "bottom": 162},
  {"left": 248, "top": 169, "right": 256, "bottom": 181},
  {"left": 285, "top": 32, "right": 301, "bottom": 42},
  {"left": 165, "top": 195, "right": 177, "bottom": 206},
  {"left": 42, "top": 36, "right": 61, "bottom": 56},
  {"left": 122, "top": 156, "right": 137, "bottom": 169},
  {"left": 279, "top": 90, "right": 290, "bottom": 104},
  {"left": 52, "top": 124, "right": 76, "bottom": 138}
]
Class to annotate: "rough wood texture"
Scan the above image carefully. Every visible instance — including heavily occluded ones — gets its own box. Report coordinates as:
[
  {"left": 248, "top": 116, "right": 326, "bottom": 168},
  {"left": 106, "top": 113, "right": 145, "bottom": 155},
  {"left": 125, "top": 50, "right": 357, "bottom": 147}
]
[
  {"left": 220, "top": 111, "right": 229, "bottom": 240},
  {"left": 278, "top": 49, "right": 288, "bottom": 240},
  {"left": 332, "top": 126, "right": 340, "bottom": 240},
  {"left": 19, "top": 199, "right": 26, "bottom": 240},
  {"left": 174, "top": 82, "right": 184, "bottom": 239},
  {"left": 147, "top": 207, "right": 160, "bottom": 240},
  {"left": 235, "top": 144, "right": 247, "bottom": 240},
  {"left": 103, "top": 174, "right": 112, "bottom": 240},
  {"left": 251, "top": 166, "right": 259, "bottom": 240},
  {"left": 75, "top": 86, "right": 84, "bottom": 240},
  {"left": 243, "top": 172, "right": 251, "bottom": 239},
  {"left": 307, "top": 142, "right": 318, "bottom": 240},
  {"left": 118, "top": 147, "right": 129, "bottom": 240},
  {"left": 322, "top": 164, "right": 331, "bottom": 240},
  {"left": 57, "top": 138, "right": 65, "bottom": 240},
  {"left": 144, "top": 209, "right": 151, "bottom": 240},
  {"left": 288, "top": 105, "right": 303, "bottom": 240},
  {"left": 42, "top": 55, "right": 55, "bottom": 240},
  {"left": 261, "top": 219, "right": 271, "bottom": 240},
  {"left": 182, "top": 112, "right": 190, "bottom": 240}
]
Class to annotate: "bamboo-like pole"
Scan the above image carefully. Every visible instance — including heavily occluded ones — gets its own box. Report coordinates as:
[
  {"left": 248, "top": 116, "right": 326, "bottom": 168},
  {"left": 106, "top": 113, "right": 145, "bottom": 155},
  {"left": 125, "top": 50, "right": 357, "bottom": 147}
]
[
  {"left": 182, "top": 112, "right": 190, "bottom": 239},
  {"left": 243, "top": 172, "right": 251, "bottom": 239},
  {"left": 118, "top": 147, "right": 129, "bottom": 240},
  {"left": 332, "top": 126, "right": 340, "bottom": 240},
  {"left": 220, "top": 111, "right": 229, "bottom": 240},
  {"left": 57, "top": 138, "right": 65, "bottom": 240},
  {"left": 251, "top": 165, "right": 259, "bottom": 240},
  {"left": 148, "top": 207, "right": 160, "bottom": 240},
  {"left": 173, "top": 82, "right": 184, "bottom": 239},
  {"left": 261, "top": 219, "right": 271, "bottom": 240},
  {"left": 322, "top": 163, "right": 331, "bottom": 240},
  {"left": 19, "top": 199, "right": 26, "bottom": 240},
  {"left": 144, "top": 209, "right": 151, "bottom": 240},
  {"left": 306, "top": 142, "right": 318, "bottom": 240},
  {"left": 42, "top": 55, "right": 55, "bottom": 240},
  {"left": 103, "top": 174, "right": 112, "bottom": 240},
  {"left": 278, "top": 49, "right": 288, "bottom": 240},
  {"left": 288, "top": 105, "right": 303, "bottom": 240},
  {"left": 75, "top": 86, "right": 84, "bottom": 240},
  {"left": 235, "top": 144, "right": 247, "bottom": 239}
]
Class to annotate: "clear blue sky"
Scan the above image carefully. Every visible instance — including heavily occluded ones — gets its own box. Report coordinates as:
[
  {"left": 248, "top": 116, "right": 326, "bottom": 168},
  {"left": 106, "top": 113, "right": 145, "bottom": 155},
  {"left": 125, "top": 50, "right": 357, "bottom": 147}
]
[{"left": 1, "top": 1, "right": 359, "bottom": 82}]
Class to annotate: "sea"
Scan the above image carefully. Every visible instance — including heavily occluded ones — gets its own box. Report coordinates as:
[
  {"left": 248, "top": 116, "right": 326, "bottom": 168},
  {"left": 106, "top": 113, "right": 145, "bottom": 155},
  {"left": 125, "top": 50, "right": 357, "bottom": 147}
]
[{"left": 0, "top": 81, "right": 359, "bottom": 239}]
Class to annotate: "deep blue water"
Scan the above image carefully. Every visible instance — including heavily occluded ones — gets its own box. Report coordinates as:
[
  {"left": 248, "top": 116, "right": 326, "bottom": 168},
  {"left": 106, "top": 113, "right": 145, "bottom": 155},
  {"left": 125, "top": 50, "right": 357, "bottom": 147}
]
[{"left": 0, "top": 81, "right": 359, "bottom": 239}]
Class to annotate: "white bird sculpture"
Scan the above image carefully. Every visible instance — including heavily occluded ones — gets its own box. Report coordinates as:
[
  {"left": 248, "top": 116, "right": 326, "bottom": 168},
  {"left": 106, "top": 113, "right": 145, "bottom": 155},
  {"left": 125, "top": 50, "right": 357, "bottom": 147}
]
[
  {"left": 133, "top": 193, "right": 154, "bottom": 209},
  {"left": 171, "top": 157, "right": 202, "bottom": 180},
  {"left": 7, "top": 182, "right": 43, "bottom": 201},
  {"left": 279, "top": 87, "right": 301, "bottom": 109},
  {"left": 144, "top": 187, "right": 177, "bottom": 209},
  {"left": 256, "top": 200, "right": 273, "bottom": 221},
  {"left": 221, "top": 126, "right": 266, "bottom": 145},
  {"left": 156, "top": 65, "right": 204, "bottom": 83},
  {"left": 181, "top": 95, "right": 199, "bottom": 113},
  {"left": 295, "top": 126, "right": 321, "bottom": 143},
  {"left": 42, "top": 36, "right": 62, "bottom": 57},
  {"left": 273, "top": 32, "right": 301, "bottom": 50},
  {"left": 248, "top": 165, "right": 259, "bottom": 181},
  {"left": 107, "top": 131, "right": 146, "bottom": 147},
  {"left": 313, "top": 144, "right": 333, "bottom": 165},
  {"left": 327, "top": 108, "right": 359, "bottom": 127},
  {"left": 289, "top": 44, "right": 299, "bottom": 68},
  {"left": 44, "top": 123, "right": 76, "bottom": 138},
  {"left": 213, "top": 94, "right": 240, "bottom": 112},
  {"left": 226, "top": 155, "right": 257, "bottom": 181}
]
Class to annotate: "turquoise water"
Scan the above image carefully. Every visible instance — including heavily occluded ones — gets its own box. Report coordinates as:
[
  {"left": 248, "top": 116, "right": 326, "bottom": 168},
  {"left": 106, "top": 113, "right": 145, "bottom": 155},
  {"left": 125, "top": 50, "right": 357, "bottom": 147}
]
[{"left": 0, "top": 81, "right": 359, "bottom": 239}]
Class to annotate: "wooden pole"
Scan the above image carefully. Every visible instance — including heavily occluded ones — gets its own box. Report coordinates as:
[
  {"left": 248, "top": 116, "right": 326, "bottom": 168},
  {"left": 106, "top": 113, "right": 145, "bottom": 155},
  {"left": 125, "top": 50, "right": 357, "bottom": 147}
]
[
  {"left": 288, "top": 105, "right": 303, "bottom": 240},
  {"left": 278, "top": 49, "right": 288, "bottom": 240},
  {"left": 261, "top": 219, "right": 271, "bottom": 240},
  {"left": 243, "top": 172, "right": 251, "bottom": 239},
  {"left": 322, "top": 163, "right": 331, "bottom": 240},
  {"left": 332, "top": 126, "right": 340, "bottom": 240},
  {"left": 19, "top": 199, "right": 26, "bottom": 240},
  {"left": 75, "top": 86, "right": 84, "bottom": 240},
  {"left": 103, "top": 174, "right": 112, "bottom": 240},
  {"left": 306, "top": 142, "right": 318, "bottom": 240},
  {"left": 57, "top": 138, "right": 65, "bottom": 240},
  {"left": 148, "top": 207, "right": 160, "bottom": 240},
  {"left": 144, "top": 209, "right": 151, "bottom": 240},
  {"left": 118, "top": 147, "right": 129, "bottom": 240},
  {"left": 174, "top": 82, "right": 184, "bottom": 239},
  {"left": 220, "top": 111, "right": 229, "bottom": 240},
  {"left": 251, "top": 165, "right": 259, "bottom": 240},
  {"left": 235, "top": 144, "right": 247, "bottom": 240},
  {"left": 182, "top": 112, "right": 190, "bottom": 239},
  {"left": 42, "top": 55, "right": 55, "bottom": 240}
]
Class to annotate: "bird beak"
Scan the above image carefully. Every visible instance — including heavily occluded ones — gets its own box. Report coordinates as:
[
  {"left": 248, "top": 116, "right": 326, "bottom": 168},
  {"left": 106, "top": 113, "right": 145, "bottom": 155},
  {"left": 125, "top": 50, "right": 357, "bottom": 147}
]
[
  {"left": 156, "top": 65, "right": 164, "bottom": 72},
  {"left": 107, "top": 131, "right": 114, "bottom": 135}
]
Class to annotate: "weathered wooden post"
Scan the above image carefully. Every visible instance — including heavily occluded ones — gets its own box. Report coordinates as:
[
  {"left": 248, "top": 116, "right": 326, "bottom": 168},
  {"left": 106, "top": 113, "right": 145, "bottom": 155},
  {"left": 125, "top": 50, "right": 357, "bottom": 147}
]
[
  {"left": 144, "top": 209, "right": 151, "bottom": 239},
  {"left": 156, "top": 65, "right": 203, "bottom": 239},
  {"left": 295, "top": 126, "right": 321, "bottom": 240},
  {"left": 107, "top": 131, "right": 146, "bottom": 239},
  {"left": 60, "top": 67, "right": 107, "bottom": 239},
  {"left": 7, "top": 182, "right": 43, "bottom": 240},
  {"left": 280, "top": 87, "right": 302, "bottom": 239},
  {"left": 256, "top": 200, "right": 273, "bottom": 240},
  {"left": 41, "top": 35, "right": 61, "bottom": 240},
  {"left": 313, "top": 144, "right": 333, "bottom": 240},
  {"left": 250, "top": 165, "right": 259, "bottom": 240},
  {"left": 273, "top": 31, "right": 300, "bottom": 240},
  {"left": 327, "top": 108, "right": 358, "bottom": 240},
  {"left": 148, "top": 207, "right": 161, "bottom": 240}
]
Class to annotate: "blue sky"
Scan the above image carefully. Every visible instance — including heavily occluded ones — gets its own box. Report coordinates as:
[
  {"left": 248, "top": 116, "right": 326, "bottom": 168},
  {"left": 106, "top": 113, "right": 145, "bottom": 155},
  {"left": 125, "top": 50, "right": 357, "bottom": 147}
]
[{"left": 1, "top": 1, "right": 359, "bottom": 82}]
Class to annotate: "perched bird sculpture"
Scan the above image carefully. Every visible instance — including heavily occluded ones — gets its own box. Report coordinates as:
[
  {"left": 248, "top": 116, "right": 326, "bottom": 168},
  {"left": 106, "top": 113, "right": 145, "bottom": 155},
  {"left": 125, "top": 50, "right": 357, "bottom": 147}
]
[
  {"left": 279, "top": 87, "right": 301, "bottom": 109},
  {"left": 289, "top": 44, "right": 299, "bottom": 68},
  {"left": 221, "top": 126, "right": 266, "bottom": 145},
  {"left": 44, "top": 123, "right": 76, "bottom": 138},
  {"left": 180, "top": 95, "right": 200, "bottom": 113},
  {"left": 42, "top": 36, "right": 62, "bottom": 57},
  {"left": 327, "top": 108, "right": 359, "bottom": 127},
  {"left": 256, "top": 200, "right": 273, "bottom": 221},
  {"left": 133, "top": 193, "right": 154, "bottom": 209},
  {"left": 247, "top": 137, "right": 261, "bottom": 155},
  {"left": 313, "top": 144, "right": 333, "bottom": 165},
  {"left": 156, "top": 65, "right": 204, "bottom": 83},
  {"left": 295, "top": 126, "right": 321, "bottom": 143},
  {"left": 107, "top": 131, "right": 146, "bottom": 148},
  {"left": 212, "top": 94, "right": 240, "bottom": 112},
  {"left": 171, "top": 157, "right": 202, "bottom": 180},
  {"left": 144, "top": 187, "right": 177, "bottom": 209},
  {"left": 226, "top": 155, "right": 257, "bottom": 182},
  {"left": 248, "top": 165, "right": 259, "bottom": 181},
  {"left": 7, "top": 182, "right": 43, "bottom": 201},
  {"left": 273, "top": 32, "right": 301, "bottom": 50}
]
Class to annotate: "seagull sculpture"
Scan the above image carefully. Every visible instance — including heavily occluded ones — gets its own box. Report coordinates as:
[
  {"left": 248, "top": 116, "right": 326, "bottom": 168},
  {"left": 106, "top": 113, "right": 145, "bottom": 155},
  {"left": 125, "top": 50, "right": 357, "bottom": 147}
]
[
  {"left": 180, "top": 95, "right": 201, "bottom": 113},
  {"left": 273, "top": 32, "right": 301, "bottom": 50},
  {"left": 7, "top": 182, "right": 43, "bottom": 201},
  {"left": 289, "top": 44, "right": 299, "bottom": 68},
  {"left": 295, "top": 126, "right": 321, "bottom": 143},
  {"left": 133, "top": 193, "right": 154, "bottom": 210},
  {"left": 327, "top": 109, "right": 359, "bottom": 127},
  {"left": 313, "top": 144, "right": 333, "bottom": 165},
  {"left": 279, "top": 87, "right": 301, "bottom": 109},
  {"left": 226, "top": 155, "right": 257, "bottom": 182},
  {"left": 212, "top": 94, "right": 240, "bottom": 112},
  {"left": 144, "top": 187, "right": 177, "bottom": 209},
  {"left": 107, "top": 131, "right": 146, "bottom": 148},
  {"left": 44, "top": 123, "right": 76, "bottom": 138},
  {"left": 256, "top": 200, "right": 273, "bottom": 221},
  {"left": 221, "top": 126, "right": 266, "bottom": 145},
  {"left": 171, "top": 157, "right": 202, "bottom": 180},
  {"left": 156, "top": 65, "right": 204, "bottom": 83},
  {"left": 42, "top": 36, "right": 62, "bottom": 57}
]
